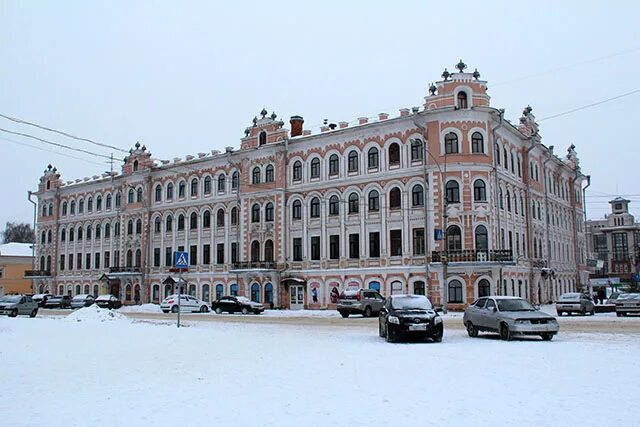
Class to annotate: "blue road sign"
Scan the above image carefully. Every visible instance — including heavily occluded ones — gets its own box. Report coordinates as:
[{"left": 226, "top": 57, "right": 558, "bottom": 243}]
[
  {"left": 434, "top": 229, "right": 444, "bottom": 241},
  {"left": 174, "top": 251, "right": 189, "bottom": 269},
  {"left": 633, "top": 273, "right": 640, "bottom": 282}
]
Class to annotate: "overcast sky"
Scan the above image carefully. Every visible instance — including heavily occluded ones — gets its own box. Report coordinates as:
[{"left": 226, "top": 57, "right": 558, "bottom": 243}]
[{"left": 1, "top": 0, "right": 639, "bottom": 233}]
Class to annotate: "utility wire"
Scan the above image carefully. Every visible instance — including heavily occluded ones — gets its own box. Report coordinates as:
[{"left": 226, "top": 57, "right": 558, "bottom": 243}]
[
  {"left": 0, "top": 128, "right": 114, "bottom": 160},
  {"left": 0, "top": 137, "right": 109, "bottom": 167},
  {"left": 538, "top": 89, "right": 640, "bottom": 122},
  {"left": 0, "top": 113, "right": 129, "bottom": 154}
]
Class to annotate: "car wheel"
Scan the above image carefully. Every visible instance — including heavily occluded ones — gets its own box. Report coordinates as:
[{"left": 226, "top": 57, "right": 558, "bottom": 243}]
[
  {"left": 590, "top": 309, "right": 595, "bottom": 316},
  {"left": 339, "top": 311, "right": 349, "bottom": 318},
  {"left": 466, "top": 322, "right": 478, "bottom": 338},
  {"left": 378, "top": 321, "right": 384, "bottom": 337},
  {"left": 241, "top": 307, "right": 249, "bottom": 315},
  {"left": 385, "top": 328, "right": 394, "bottom": 343},
  {"left": 500, "top": 323, "right": 512, "bottom": 341},
  {"left": 171, "top": 305, "right": 179, "bottom": 314},
  {"left": 215, "top": 307, "right": 222, "bottom": 314},
  {"left": 9, "top": 309, "right": 18, "bottom": 318},
  {"left": 254, "top": 310, "right": 261, "bottom": 315},
  {"left": 557, "top": 311, "right": 562, "bottom": 316},
  {"left": 162, "top": 310, "right": 169, "bottom": 314},
  {"left": 200, "top": 306, "right": 209, "bottom": 313},
  {"left": 616, "top": 312, "right": 622, "bottom": 317},
  {"left": 29, "top": 309, "right": 38, "bottom": 318},
  {"left": 363, "top": 306, "right": 372, "bottom": 318},
  {"left": 581, "top": 308, "right": 587, "bottom": 316},
  {"left": 432, "top": 334, "right": 443, "bottom": 343},
  {"left": 541, "top": 333, "right": 554, "bottom": 341}
]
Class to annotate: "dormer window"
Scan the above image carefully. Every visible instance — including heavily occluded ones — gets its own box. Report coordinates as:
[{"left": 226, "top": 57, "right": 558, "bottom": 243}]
[
  {"left": 133, "top": 160, "right": 139, "bottom": 172},
  {"left": 46, "top": 181, "right": 51, "bottom": 190},
  {"left": 457, "top": 91, "right": 468, "bottom": 109},
  {"left": 259, "top": 131, "right": 267, "bottom": 146}
]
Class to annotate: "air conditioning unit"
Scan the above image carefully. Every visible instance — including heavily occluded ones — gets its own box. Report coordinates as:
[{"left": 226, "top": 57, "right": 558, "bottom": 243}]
[{"left": 476, "top": 252, "right": 487, "bottom": 262}]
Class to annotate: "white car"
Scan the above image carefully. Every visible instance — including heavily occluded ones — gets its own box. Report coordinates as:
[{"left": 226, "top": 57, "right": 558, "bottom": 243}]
[{"left": 161, "top": 294, "right": 209, "bottom": 313}]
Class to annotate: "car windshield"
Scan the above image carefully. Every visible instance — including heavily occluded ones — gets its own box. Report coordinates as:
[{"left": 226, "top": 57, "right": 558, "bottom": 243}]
[
  {"left": 237, "top": 296, "right": 251, "bottom": 303},
  {"left": 391, "top": 295, "right": 432, "bottom": 310},
  {"left": 559, "top": 293, "right": 582, "bottom": 300},
  {"left": 497, "top": 299, "right": 536, "bottom": 312},
  {"left": 73, "top": 294, "right": 89, "bottom": 300},
  {"left": 0, "top": 295, "right": 21, "bottom": 303}
]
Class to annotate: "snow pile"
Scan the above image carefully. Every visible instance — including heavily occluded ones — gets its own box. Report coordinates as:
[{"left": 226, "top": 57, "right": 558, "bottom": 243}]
[
  {"left": 66, "top": 304, "right": 129, "bottom": 323},
  {"left": 118, "top": 303, "right": 163, "bottom": 314},
  {"left": 263, "top": 309, "right": 340, "bottom": 318}
]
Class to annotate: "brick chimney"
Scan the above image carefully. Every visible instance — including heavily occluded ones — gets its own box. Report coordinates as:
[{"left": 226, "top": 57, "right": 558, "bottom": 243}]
[{"left": 290, "top": 115, "right": 304, "bottom": 137}]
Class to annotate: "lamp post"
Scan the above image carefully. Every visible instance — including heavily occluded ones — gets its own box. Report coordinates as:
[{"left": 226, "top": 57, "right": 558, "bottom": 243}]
[{"left": 411, "top": 138, "right": 448, "bottom": 313}]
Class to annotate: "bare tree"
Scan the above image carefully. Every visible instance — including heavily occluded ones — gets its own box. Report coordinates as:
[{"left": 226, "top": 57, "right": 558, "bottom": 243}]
[{"left": 2, "top": 222, "right": 35, "bottom": 244}]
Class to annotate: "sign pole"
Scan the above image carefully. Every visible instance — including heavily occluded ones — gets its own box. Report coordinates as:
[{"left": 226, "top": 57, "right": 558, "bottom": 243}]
[{"left": 177, "top": 270, "right": 181, "bottom": 329}]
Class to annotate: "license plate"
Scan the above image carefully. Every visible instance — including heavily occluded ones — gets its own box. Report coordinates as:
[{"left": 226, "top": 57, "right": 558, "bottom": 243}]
[
  {"left": 562, "top": 305, "right": 572, "bottom": 309},
  {"left": 409, "top": 324, "right": 427, "bottom": 331}
]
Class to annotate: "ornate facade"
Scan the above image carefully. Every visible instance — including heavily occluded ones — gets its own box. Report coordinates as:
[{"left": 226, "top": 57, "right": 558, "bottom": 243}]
[{"left": 29, "top": 62, "right": 590, "bottom": 309}]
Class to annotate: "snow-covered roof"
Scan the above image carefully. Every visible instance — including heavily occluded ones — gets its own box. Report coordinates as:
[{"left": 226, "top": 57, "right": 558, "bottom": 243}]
[{"left": 0, "top": 242, "right": 34, "bottom": 257}]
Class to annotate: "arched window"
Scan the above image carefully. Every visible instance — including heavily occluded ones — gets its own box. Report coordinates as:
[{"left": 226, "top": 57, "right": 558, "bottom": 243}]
[
  {"left": 506, "top": 191, "right": 511, "bottom": 212},
  {"left": 61, "top": 228, "right": 66, "bottom": 242},
  {"left": 251, "top": 283, "right": 260, "bottom": 302},
  {"left": 165, "top": 216, "right": 172, "bottom": 232},
  {"left": 77, "top": 226, "right": 83, "bottom": 240},
  {"left": 292, "top": 200, "right": 302, "bottom": 220},
  {"left": 310, "top": 197, "right": 320, "bottom": 218},
  {"left": 348, "top": 193, "right": 359, "bottom": 214},
  {"left": 203, "top": 210, "right": 211, "bottom": 228},
  {"left": 348, "top": 151, "right": 359, "bottom": 172},
  {"left": 95, "top": 224, "right": 100, "bottom": 239},
  {"left": 216, "top": 284, "right": 224, "bottom": 300},
  {"left": 446, "top": 180, "right": 460, "bottom": 203},
  {"left": 231, "top": 207, "right": 239, "bottom": 225},
  {"left": 475, "top": 225, "right": 488, "bottom": 252},
  {"left": 136, "top": 188, "right": 143, "bottom": 203},
  {"left": 204, "top": 176, "right": 212, "bottom": 194},
  {"left": 478, "top": 279, "right": 491, "bottom": 298},
  {"left": 217, "top": 174, "right": 226, "bottom": 192},
  {"left": 389, "top": 187, "right": 401, "bottom": 209},
  {"left": 105, "top": 194, "right": 112, "bottom": 209},
  {"left": 471, "top": 132, "right": 484, "bottom": 153},
  {"left": 473, "top": 180, "right": 486, "bottom": 202},
  {"left": 329, "top": 154, "right": 339, "bottom": 176},
  {"left": 114, "top": 221, "right": 120, "bottom": 236},
  {"left": 41, "top": 231, "right": 45, "bottom": 244},
  {"left": 265, "top": 202, "right": 274, "bottom": 222},
  {"left": 265, "top": 283, "right": 273, "bottom": 304},
  {"left": 202, "top": 284, "right": 210, "bottom": 303},
  {"left": 510, "top": 153, "right": 515, "bottom": 173},
  {"left": 155, "top": 185, "right": 162, "bottom": 202},
  {"left": 47, "top": 230, "right": 52, "bottom": 243},
  {"left": 190, "top": 178, "right": 198, "bottom": 197},
  {"left": 368, "top": 190, "right": 379, "bottom": 212},
  {"left": 310, "top": 158, "right": 320, "bottom": 178},
  {"left": 190, "top": 212, "right": 198, "bottom": 230},
  {"left": 503, "top": 148, "right": 508, "bottom": 169},
  {"left": 447, "top": 225, "right": 462, "bottom": 251},
  {"left": 232, "top": 171, "right": 239, "bottom": 189},
  {"left": 105, "top": 223, "right": 111, "bottom": 238},
  {"left": 264, "top": 240, "right": 274, "bottom": 262},
  {"left": 251, "top": 204, "right": 261, "bottom": 223},
  {"left": 259, "top": 131, "right": 267, "bottom": 146},
  {"left": 96, "top": 195, "right": 102, "bottom": 211},
  {"left": 70, "top": 200, "right": 76, "bottom": 215},
  {"left": 252, "top": 167, "right": 261, "bottom": 184},
  {"left": 292, "top": 161, "right": 302, "bottom": 181},
  {"left": 388, "top": 143, "right": 400, "bottom": 166},
  {"left": 216, "top": 209, "right": 225, "bottom": 227},
  {"left": 499, "top": 189, "right": 504, "bottom": 209},
  {"left": 48, "top": 204, "right": 53, "bottom": 216},
  {"left": 46, "top": 256, "right": 51, "bottom": 272},
  {"left": 136, "top": 219, "right": 142, "bottom": 234},
  {"left": 445, "top": 132, "right": 459, "bottom": 154},
  {"left": 230, "top": 284, "right": 238, "bottom": 297},
  {"left": 127, "top": 220, "right": 133, "bottom": 235},
  {"left": 265, "top": 165, "right": 274, "bottom": 183},
  {"left": 457, "top": 91, "right": 468, "bottom": 109},
  {"left": 514, "top": 194, "right": 519, "bottom": 214},
  {"left": 135, "top": 249, "right": 141, "bottom": 267},
  {"left": 368, "top": 147, "right": 379, "bottom": 169},
  {"left": 329, "top": 195, "right": 339, "bottom": 215},
  {"left": 368, "top": 281, "right": 381, "bottom": 292},
  {"left": 448, "top": 279, "right": 463, "bottom": 303},
  {"left": 126, "top": 250, "right": 133, "bottom": 267},
  {"left": 87, "top": 197, "right": 93, "bottom": 212},
  {"left": 115, "top": 192, "right": 121, "bottom": 207},
  {"left": 412, "top": 184, "right": 424, "bottom": 207},
  {"left": 62, "top": 201, "right": 68, "bottom": 216},
  {"left": 133, "top": 160, "right": 139, "bottom": 172},
  {"left": 154, "top": 217, "right": 161, "bottom": 233},
  {"left": 177, "top": 214, "right": 185, "bottom": 231},
  {"left": 251, "top": 241, "right": 260, "bottom": 262},
  {"left": 178, "top": 181, "right": 186, "bottom": 198},
  {"left": 411, "top": 139, "right": 423, "bottom": 161}
]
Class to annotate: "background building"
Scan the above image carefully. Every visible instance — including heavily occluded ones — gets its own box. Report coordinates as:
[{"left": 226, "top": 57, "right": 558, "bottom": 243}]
[
  {"left": 30, "top": 61, "right": 589, "bottom": 308},
  {"left": 0, "top": 242, "right": 34, "bottom": 295}
]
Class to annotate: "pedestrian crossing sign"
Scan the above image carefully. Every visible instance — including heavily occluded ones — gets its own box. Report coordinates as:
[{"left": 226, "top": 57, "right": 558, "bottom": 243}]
[{"left": 174, "top": 251, "right": 189, "bottom": 269}]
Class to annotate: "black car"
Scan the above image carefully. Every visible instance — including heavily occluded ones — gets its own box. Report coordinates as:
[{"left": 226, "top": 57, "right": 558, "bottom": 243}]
[
  {"left": 379, "top": 294, "right": 443, "bottom": 343},
  {"left": 32, "top": 293, "right": 51, "bottom": 307},
  {"left": 211, "top": 296, "right": 264, "bottom": 314},
  {"left": 44, "top": 295, "right": 72, "bottom": 309},
  {"left": 95, "top": 294, "right": 123, "bottom": 309}
]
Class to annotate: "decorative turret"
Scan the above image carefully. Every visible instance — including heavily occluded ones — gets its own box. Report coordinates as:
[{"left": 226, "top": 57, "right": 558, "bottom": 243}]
[
  {"left": 122, "top": 142, "right": 153, "bottom": 174},
  {"left": 425, "top": 60, "right": 490, "bottom": 110},
  {"left": 39, "top": 164, "right": 62, "bottom": 192},
  {"left": 565, "top": 143, "right": 580, "bottom": 171},
  {"left": 241, "top": 108, "right": 288, "bottom": 149},
  {"left": 518, "top": 105, "right": 540, "bottom": 137}
]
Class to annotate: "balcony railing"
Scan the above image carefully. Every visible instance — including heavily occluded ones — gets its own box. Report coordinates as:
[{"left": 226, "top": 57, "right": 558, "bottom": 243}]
[
  {"left": 431, "top": 249, "right": 513, "bottom": 263},
  {"left": 24, "top": 270, "right": 52, "bottom": 277},
  {"left": 231, "top": 261, "right": 280, "bottom": 270},
  {"left": 109, "top": 266, "right": 142, "bottom": 274}
]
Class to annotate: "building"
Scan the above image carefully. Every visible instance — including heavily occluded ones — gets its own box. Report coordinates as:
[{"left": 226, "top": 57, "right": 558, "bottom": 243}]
[
  {"left": 0, "top": 242, "right": 34, "bottom": 296},
  {"left": 30, "top": 61, "right": 589, "bottom": 309},
  {"left": 586, "top": 197, "right": 640, "bottom": 289}
]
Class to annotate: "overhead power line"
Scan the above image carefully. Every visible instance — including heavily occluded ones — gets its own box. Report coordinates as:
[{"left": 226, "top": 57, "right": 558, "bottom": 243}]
[
  {"left": 0, "top": 128, "right": 114, "bottom": 160},
  {"left": 538, "top": 89, "right": 640, "bottom": 122},
  {"left": 0, "top": 113, "right": 129, "bottom": 154},
  {"left": 0, "top": 137, "right": 109, "bottom": 167}
]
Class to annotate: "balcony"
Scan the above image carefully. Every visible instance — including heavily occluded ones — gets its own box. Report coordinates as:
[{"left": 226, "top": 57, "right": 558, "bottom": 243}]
[
  {"left": 431, "top": 250, "right": 513, "bottom": 264},
  {"left": 230, "top": 261, "right": 281, "bottom": 271},
  {"left": 24, "top": 270, "right": 52, "bottom": 278},
  {"left": 109, "top": 266, "right": 142, "bottom": 274}
]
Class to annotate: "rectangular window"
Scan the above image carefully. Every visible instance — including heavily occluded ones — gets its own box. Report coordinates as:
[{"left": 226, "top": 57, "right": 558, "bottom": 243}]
[
  {"left": 94, "top": 253, "right": 100, "bottom": 269},
  {"left": 369, "top": 232, "right": 380, "bottom": 258},
  {"left": 203, "top": 244, "right": 211, "bottom": 265},
  {"left": 349, "top": 233, "right": 360, "bottom": 259},
  {"left": 60, "top": 254, "right": 65, "bottom": 271},
  {"left": 165, "top": 247, "right": 172, "bottom": 267},
  {"left": 178, "top": 245, "right": 184, "bottom": 252},
  {"left": 113, "top": 250, "right": 120, "bottom": 267},
  {"left": 104, "top": 251, "right": 110, "bottom": 269},
  {"left": 153, "top": 248, "right": 160, "bottom": 267},
  {"left": 75, "top": 253, "right": 81, "bottom": 270},
  {"left": 612, "top": 233, "right": 629, "bottom": 261},
  {"left": 329, "top": 235, "right": 339, "bottom": 260},
  {"left": 68, "top": 254, "right": 74, "bottom": 271},
  {"left": 311, "top": 236, "right": 320, "bottom": 260},
  {"left": 390, "top": 229, "right": 402, "bottom": 257},
  {"left": 85, "top": 253, "right": 91, "bottom": 270},
  {"left": 216, "top": 243, "right": 225, "bottom": 264},
  {"left": 190, "top": 245, "right": 197, "bottom": 266},
  {"left": 293, "top": 237, "right": 302, "bottom": 261},
  {"left": 231, "top": 242, "right": 238, "bottom": 264},
  {"left": 413, "top": 228, "right": 425, "bottom": 256}
]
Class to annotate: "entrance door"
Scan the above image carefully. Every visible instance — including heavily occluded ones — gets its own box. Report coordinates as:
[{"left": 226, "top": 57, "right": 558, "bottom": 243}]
[
  {"left": 290, "top": 285, "right": 304, "bottom": 310},
  {"left": 110, "top": 281, "right": 121, "bottom": 299}
]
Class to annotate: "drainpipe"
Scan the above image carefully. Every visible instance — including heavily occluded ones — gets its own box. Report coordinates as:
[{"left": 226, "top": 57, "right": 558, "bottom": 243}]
[
  {"left": 491, "top": 109, "right": 505, "bottom": 295},
  {"left": 524, "top": 138, "right": 537, "bottom": 302},
  {"left": 543, "top": 152, "right": 554, "bottom": 303},
  {"left": 281, "top": 138, "right": 289, "bottom": 308},
  {"left": 412, "top": 117, "right": 431, "bottom": 301},
  {"left": 28, "top": 191, "right": 37, "bottom": 293}
]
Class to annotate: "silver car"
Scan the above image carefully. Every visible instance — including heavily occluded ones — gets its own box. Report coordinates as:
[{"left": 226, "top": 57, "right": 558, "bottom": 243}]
[
  {"left": 463, "top": 296, "right": 559, "bottom": 341},
  {"left": 615, "top": 293, "right": 640, "bottom": 317},
  {"left": 555, "top": 293, "right": 595, "bottom": 316},
  {"left": 337, "top": 288, "right": 385, "bottom": 318},
  {"left": 0, "top": 295, "right": 39, "bottom": 317},
  {"left": 71, "top": 294, "right": 96, "bottom": 309}
]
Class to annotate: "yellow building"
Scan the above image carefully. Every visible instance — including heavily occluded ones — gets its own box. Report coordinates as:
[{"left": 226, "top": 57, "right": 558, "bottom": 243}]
[{"left": 0, "top": 243, "right": 34, "bottom": 296}]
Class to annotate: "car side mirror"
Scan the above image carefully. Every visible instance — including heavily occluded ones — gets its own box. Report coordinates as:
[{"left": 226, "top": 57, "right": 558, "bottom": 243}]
[
  {"left": 435, "top": 307, "right": 443, "bottom": 313},
  {"left": 493, "top": 307, "right": 497, "bottom": 312}
]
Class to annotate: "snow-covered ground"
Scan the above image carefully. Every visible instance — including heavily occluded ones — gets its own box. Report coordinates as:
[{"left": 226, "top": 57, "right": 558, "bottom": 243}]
[{"left": 1, "top": 307, "right": 637, "bottom": 427}]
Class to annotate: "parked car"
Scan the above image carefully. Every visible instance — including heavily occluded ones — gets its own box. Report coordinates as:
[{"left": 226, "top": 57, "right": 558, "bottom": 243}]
[
  {"left": 211, "top": 296, "right": 264, "bottom": 314},
  {"left": 161, "top": 294, "right": 209, "bottom": 313},
  {"left": 606, "top": 292, "right": 624, "bottom": 305},
  {"left": 463, "top": 296, "right": 559, "bottom": 341},
  {"left": 555, "top": 292, "right": 595, "bottom": 316},
  {"left": 0, "top": 295, "right": 39, "bottom": 317},
  {"left": 378, "top": 294, "right": 443, "bottom": 343},
  {"left": 71, "top": 294, "right": 95, "bottom": 309},
  {"left": 95, "top": 294, "right": 122, "bottom": 310},
  {"left": 337, "top": 288, "right": 385, "bottom": 318},
  {"left": 32, "top": 293, "right": 51, "bottom": 307},
  {"left": 615, "top": 293, "right": 640, "bottom": 317},
  {"left": 44, "top": 295, "right": 72, "bottom": 309}
]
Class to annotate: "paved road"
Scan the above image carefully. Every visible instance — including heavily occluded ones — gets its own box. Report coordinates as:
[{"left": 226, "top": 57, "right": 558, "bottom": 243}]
[{"left": 40, "top": 309, "right": 640, "bottom": 334}]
